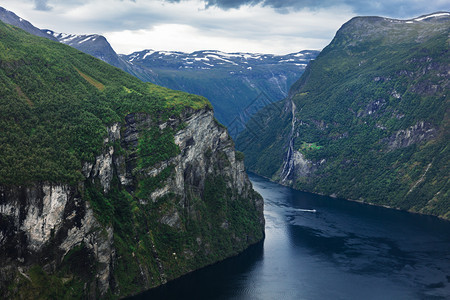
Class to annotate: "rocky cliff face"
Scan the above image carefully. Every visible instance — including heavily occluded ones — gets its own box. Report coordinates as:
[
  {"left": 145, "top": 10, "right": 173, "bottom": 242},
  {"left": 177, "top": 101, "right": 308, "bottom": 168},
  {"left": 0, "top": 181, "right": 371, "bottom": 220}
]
[
  {"left": 0, "top": 107, "right": 264, "bottom": 299},
  {"left": 0, "top": 184, "right": 115, "bottom": 297},
  {"left": 386, "top": 121, "right": 437, "bottom": 150}
]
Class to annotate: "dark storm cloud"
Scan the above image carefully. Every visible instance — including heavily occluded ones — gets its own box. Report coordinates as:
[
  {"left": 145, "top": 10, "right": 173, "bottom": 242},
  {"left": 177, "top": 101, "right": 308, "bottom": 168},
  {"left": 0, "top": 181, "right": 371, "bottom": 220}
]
[
  {"left": 191, "top": 0, "right": 448, "bottom": 18},
  {"left": 34, "top": 0, "right": 52, "bottom": 11},
  {"left": 203, "top": 0, "right": 259, "bottom": 9}
]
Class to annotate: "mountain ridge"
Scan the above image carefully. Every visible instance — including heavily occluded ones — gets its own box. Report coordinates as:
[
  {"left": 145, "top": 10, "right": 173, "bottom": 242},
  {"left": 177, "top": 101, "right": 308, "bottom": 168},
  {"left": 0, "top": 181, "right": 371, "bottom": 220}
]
[
  {"left": 237, "top": 12, "right": 450, "bottom": 219},
  {"left": 122, "top": 49, "right": 317, "bottom": 70},
  {"left": 43, "top": 29, "right": 128, "bottom": 69},
  {"left": 0, "top": 6, "right": 57, "bottom": 41}
]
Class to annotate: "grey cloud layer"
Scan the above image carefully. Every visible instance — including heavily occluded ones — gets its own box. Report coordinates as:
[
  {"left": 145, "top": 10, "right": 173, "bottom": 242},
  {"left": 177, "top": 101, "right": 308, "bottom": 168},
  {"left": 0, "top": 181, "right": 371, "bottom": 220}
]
[
  {"left": 180, "top": 0, "right": 448, "bottom": 17},
  {"left": 32, "top": 0, "right": 449, "bottom": 20},
  {"left": 34, "top": 0, "right": 52, "bottom": 11}
]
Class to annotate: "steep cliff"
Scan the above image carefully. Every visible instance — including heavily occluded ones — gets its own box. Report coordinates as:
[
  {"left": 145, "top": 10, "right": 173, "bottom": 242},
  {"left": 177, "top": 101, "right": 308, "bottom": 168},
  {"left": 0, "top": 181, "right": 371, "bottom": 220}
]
[
  {"left": 0, "top": 21, "right": 264, "bottom": 299},
  {"left": 237, "top": 13, "right": 449, "bottom": 219}
]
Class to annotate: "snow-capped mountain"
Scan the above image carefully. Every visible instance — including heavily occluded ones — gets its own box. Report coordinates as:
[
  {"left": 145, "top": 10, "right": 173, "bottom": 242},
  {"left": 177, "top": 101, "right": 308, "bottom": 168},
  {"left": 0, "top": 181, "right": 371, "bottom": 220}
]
[
  {"left": 43, "top": 30, "right": 126, "bottom": 69},
  {"left": 123, "top": 49, "right": 317, "bottom": 70},
  {"left": 404, "top": 11, "right": 450, "bottom": 22},
  {"left": 46, "top": 30, "right": 103, "bottom": 46},
  {"left": 0, "top": 7, "right": 126, "bottom": 69}
]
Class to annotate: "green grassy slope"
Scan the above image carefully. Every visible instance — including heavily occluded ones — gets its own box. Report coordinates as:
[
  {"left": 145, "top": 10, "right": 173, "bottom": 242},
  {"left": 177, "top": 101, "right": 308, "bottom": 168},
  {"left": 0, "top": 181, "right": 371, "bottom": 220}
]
[
  {"left": 238, "top": 15, "right": 450, "bottom": 219},
  {"left": 0, "top": 21, "right": 209, "bottom": 185}
]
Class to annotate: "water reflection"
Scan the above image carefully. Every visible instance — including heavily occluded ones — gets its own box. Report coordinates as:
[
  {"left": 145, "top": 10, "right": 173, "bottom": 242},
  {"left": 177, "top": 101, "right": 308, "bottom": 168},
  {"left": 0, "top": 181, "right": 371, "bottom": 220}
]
[
  {"left": 132, "top": 242, "right": 264, "bottom": 300},
  {"left": 130, "top": 173, "right": 450, "bottom": 300}
]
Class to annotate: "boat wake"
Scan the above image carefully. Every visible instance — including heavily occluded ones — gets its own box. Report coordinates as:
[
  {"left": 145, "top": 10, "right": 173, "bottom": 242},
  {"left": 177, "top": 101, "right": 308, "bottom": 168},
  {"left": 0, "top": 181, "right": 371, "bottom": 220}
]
[{"left": 295, "top": 209, "right": 317, "bottom": 213}]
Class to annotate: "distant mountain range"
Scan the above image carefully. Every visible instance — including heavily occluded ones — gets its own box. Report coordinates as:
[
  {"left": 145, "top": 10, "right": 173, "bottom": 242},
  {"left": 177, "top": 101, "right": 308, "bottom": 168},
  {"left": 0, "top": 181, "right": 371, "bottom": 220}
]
[
  {"left": 123, "top": 49, "right": 314, "bottom": 70},
  {"left": 121, "top": 49, "right": 318, "bottom": 135},
  {"left": 0, "top": 6, "right": 318, "bottom": 135}
]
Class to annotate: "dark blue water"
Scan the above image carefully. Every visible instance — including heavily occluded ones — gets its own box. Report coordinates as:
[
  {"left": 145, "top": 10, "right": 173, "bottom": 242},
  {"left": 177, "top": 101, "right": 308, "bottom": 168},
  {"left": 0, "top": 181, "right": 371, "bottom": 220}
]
[{"left": 131, "top": 173, "right": 450, "bottom": 299}]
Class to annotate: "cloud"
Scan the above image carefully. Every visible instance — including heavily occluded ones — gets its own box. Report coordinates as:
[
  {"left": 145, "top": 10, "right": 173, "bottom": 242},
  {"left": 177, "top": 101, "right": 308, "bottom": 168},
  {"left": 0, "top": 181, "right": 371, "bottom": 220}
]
[
  {"left": 104, "top": 2, "right": 352, "bottom": 54},
  {"left": 203, "top": 0, "right": 259, "bottom": 9},
  {"left": 188, "top": 0, "right": 449, "bottom": 18},
  {"left": 34, "top": 0, "right": 52, "bottom": 11},
  {"left": 1, "top": 0, "right": 448, "bottom": 56}
]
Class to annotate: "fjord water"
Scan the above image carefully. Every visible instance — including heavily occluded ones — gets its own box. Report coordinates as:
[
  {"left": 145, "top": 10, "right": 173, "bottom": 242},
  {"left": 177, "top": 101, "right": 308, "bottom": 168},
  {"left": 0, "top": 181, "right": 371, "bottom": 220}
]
[{"left": 132, "top": 173, "right": 450, "bottom": 300}]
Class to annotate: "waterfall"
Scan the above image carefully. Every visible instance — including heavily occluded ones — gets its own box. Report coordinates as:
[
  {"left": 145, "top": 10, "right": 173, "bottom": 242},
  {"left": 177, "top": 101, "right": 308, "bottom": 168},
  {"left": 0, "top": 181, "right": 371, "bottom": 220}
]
[{"left": 281, "top": 99, "right": 297, "bottom": 182}]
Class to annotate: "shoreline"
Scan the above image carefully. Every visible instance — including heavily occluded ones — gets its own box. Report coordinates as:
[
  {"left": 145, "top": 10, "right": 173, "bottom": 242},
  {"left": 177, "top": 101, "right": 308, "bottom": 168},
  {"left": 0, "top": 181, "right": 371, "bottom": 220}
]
[{"left": 246, "top": 170, "right": 450, "bottom": 222}]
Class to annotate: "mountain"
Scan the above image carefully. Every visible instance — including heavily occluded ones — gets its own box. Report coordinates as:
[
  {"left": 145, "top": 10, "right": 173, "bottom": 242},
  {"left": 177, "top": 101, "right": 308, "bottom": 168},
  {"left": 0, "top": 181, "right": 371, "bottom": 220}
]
[
  {"left": 121, "top": 49, "right": 319, "bottom": 136},
  {"left": 0, "top": 7, "right": 130, "bottom": 70},
  {"left": 43, "top": 30, "right": 128, "bottom": 69},
  {"left": 237, "top": 13, "right": 450, "bottom": 219},
  {"left": 0, "top": 6, "right": 56, "bottom": 40},
  {"left": 0, "top": 20, "right": 264, "bottom": 299}
]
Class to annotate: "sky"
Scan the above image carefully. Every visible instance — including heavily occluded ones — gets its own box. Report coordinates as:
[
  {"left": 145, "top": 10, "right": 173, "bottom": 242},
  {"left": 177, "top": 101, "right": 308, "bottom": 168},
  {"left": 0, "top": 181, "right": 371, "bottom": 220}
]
[{"left": 1, "top": 0, "right": 448, "bottom": 55}]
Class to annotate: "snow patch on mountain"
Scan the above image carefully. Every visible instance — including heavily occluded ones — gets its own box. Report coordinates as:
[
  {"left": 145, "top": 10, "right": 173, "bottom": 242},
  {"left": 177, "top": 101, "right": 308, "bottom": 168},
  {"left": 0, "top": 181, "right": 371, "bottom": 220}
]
[
  {"left": 414, "top": 12, "right": 450, "bottom": 21},
  {"left": 121, "top": 49, "right": 319, "bottom": 71},
  {"left": 78, "top": 36, "right": 94, "bottom": 44}
]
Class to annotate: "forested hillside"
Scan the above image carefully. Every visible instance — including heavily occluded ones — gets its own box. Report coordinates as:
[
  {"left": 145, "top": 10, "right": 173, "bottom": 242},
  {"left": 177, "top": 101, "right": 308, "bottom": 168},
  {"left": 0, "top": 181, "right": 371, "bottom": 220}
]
[{"left": 237, "top": 13, "right": 449, "bottom": 219}]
